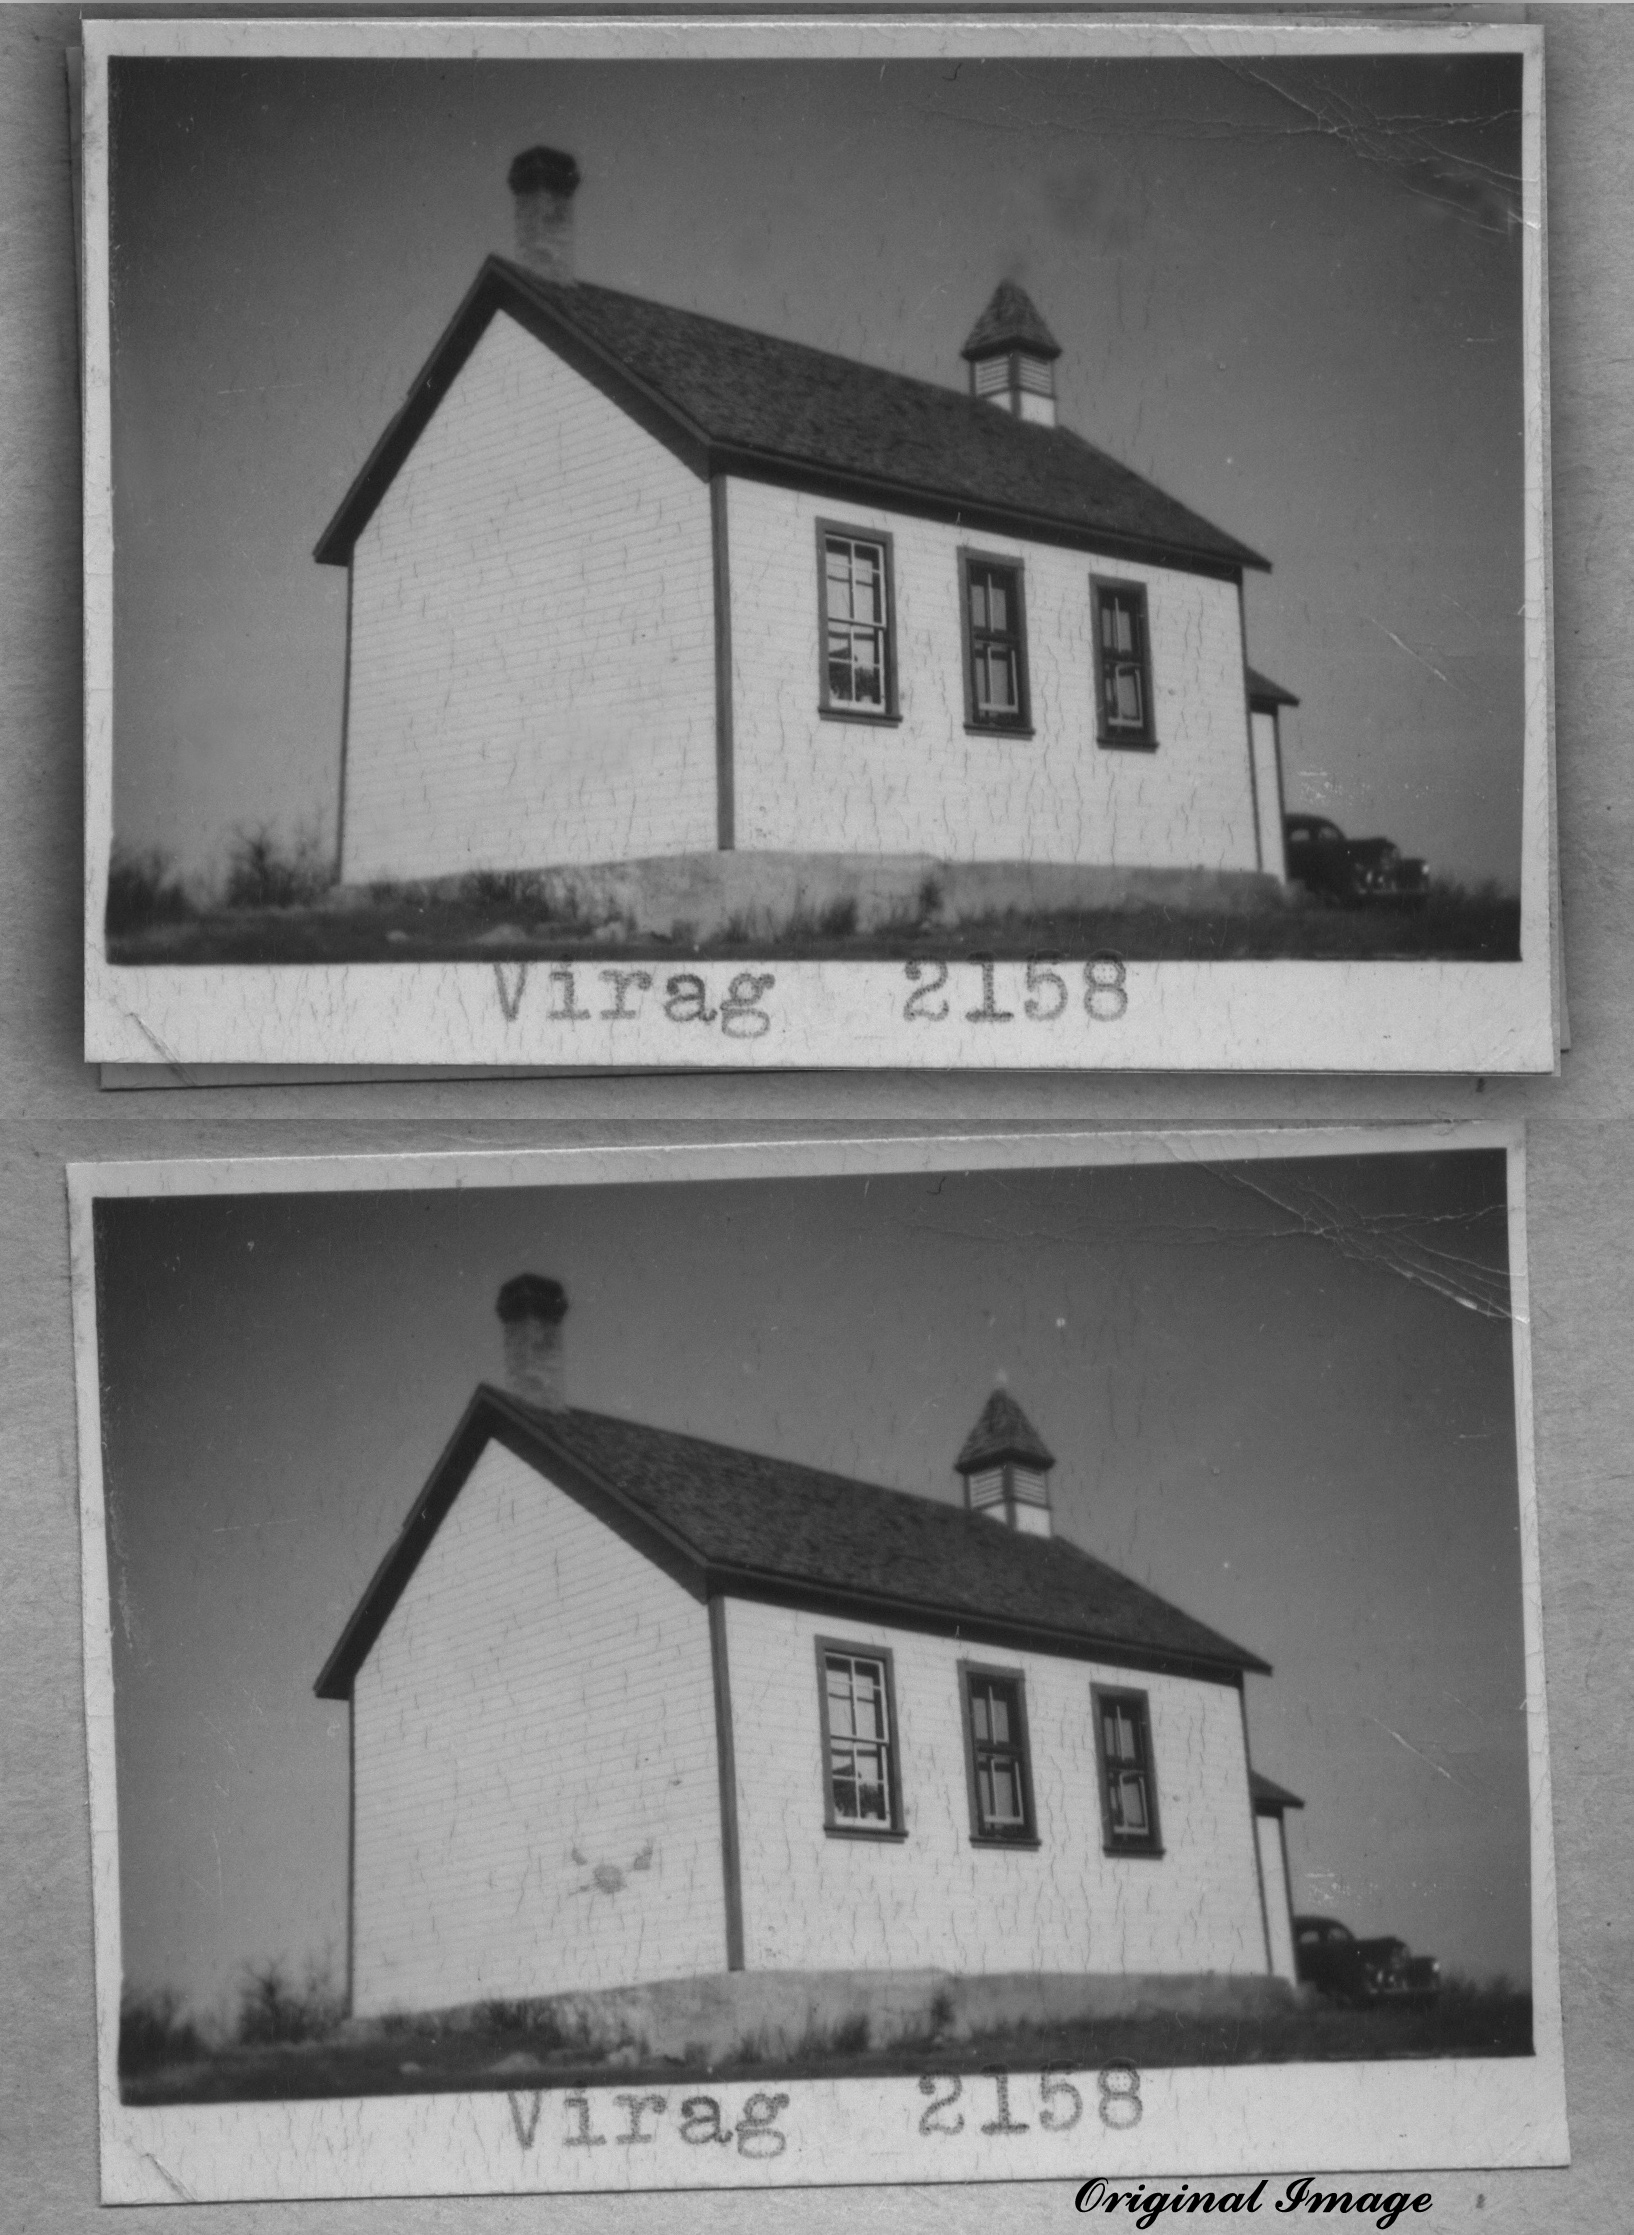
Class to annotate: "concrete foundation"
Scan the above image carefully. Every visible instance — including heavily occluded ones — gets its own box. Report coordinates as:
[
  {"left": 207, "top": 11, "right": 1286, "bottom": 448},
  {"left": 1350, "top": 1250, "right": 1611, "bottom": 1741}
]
[
  {"left": 355, "top": 1968, "right": 1300, "bottom": 2059},
  {"left": 330, "top": 851, "right": 1290, "bottom": 942}
]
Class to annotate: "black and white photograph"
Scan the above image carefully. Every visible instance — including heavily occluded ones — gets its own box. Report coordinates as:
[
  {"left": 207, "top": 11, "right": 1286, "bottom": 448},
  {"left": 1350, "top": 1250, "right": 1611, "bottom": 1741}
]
[
  {"left": 80, "top": 17, "right": 1557, "bottom": 1072},
  {"left": 71, "top": 1129, "right": 1566, "bottom": 2203}
]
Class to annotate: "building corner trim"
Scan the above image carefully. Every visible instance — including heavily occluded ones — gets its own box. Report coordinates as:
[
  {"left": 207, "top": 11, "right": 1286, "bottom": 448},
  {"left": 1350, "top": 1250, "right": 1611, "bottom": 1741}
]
[
  {"left": 708, "top": 1595, "right": 745, "bottom": 1969},
  {"left": 335, "top": 562, "right": 355, "bottom": 883},
  {"left": 710, "top": 474, "right": 735, "bottom": 850},
  {"left": 1236, "top": 579, "right": 1264, "bottom": 876},
  {"left": 1237, "top": 1678, "right": 1276, "bottom": 1977},
  {"left": 345, "top": 1697, "right": 356, "bottom": 2016}
]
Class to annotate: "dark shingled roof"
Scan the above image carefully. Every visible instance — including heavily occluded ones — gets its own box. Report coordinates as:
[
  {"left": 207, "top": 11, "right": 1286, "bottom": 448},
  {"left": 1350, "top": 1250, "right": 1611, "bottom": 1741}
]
[
  {"left": 315, "top": 258, "right": 1269, "bottom": 578},
  {"left": 955, "top": 1387, "right": 1057, "bottom": 1473},
  {"left": 1247, "top": 665, "right": 1300, "bottom": 710},
  {"left": 1249, "top": 1768, "right": 1305, "bottom": 1813},
  {"left": 315, "top": 1385, "right": 1268, "bottom": 1698},
  {"left": 961, "top": 280, "right": 1062, "bottom": 362}
]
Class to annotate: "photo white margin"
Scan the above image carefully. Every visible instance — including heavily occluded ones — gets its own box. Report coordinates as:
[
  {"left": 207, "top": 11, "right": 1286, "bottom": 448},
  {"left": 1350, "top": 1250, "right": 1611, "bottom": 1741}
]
[
  {"left": 79, "top": 14, "right": 1557, "bottom": 1076},
  {"left": 68, "top": 1121, "right": 1568, "bottom": 2203}
]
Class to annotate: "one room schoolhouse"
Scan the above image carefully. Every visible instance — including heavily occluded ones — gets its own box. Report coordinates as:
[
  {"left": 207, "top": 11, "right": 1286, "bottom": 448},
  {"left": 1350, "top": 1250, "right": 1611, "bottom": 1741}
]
[
  {"left": 315, "top": 149, "right": 1297, "bottom": 902},
  {"left": 316, "top": 1276, "right": 1303, "bottom": 2023}
]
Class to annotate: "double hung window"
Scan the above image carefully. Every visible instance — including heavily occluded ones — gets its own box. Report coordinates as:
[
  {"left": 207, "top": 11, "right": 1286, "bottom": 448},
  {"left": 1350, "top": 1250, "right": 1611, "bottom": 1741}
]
[
  {"left": 1092, "top": 578, "right": 1157, "bottom": 747},
  {"left": 959, "top": 1664, "right": 1037, "bottom": 1843},
  {"left": 1092, "top": 1686, "right": 1163, "bottom": 1854},
  {"left": 960, "top": 554, "right": 1031, "bottom": 732},
  {"left": 817, "top": 527, "right": 897, "bottom": 720},
  {"left": 817, "top": 1642, "right": 904, "bottom": 1836}
]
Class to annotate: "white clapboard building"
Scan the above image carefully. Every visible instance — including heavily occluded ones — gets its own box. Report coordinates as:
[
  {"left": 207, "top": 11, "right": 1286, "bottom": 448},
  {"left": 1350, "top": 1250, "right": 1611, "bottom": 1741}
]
[
  {"left": 316, "top": 1276, "right": 1303, "bottom": 2020},
  {"left": 315, "top": 147, "right": 1296, "bottom": 895}
]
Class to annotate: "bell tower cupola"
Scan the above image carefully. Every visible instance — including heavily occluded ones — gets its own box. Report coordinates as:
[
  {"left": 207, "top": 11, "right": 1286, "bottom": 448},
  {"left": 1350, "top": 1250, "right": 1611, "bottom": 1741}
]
[
  {"left": 960, "top": 281, "right": 1062, "bottom": 428},
  {"left": 955, "top": 1386, "right": 1057, "bottom": 1537}
]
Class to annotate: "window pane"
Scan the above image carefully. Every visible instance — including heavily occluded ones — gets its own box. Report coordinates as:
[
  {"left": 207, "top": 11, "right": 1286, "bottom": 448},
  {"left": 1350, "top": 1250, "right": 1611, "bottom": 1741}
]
[
  {"left": 971, "top": 1690, "right": 991, "bottom": 1744},
  {"left": 827, "top": 1659, "right": 855, "bottom": 1733},
  {"left": 987, "top": 1759, "right": 1022, "bottom": 1824},
  {"left": 979, "top": 650, "right": 1016, "bottom": 713},
  {"left": 986, "top": 1690, "right": 1011, "bottom": 1745},
  {"left": 853, "top": 553, "right": 881, "bottom": 625},
  {"left": 853, "top": 1671, "right": 883, "bottom": 1740},
  {"left": 832, "top": 1765, "right": 860, "bottom": 1819},
  {"left": 986, "top": 579, "right": 1008, "bottom": 634},
  {"left": 1115, "top": 1773, "right": 1149, "bottom": 1834},
  {"left": 970, "top": 579, "right": 989, "bottom": 632},
  {"left": 1113, "top": 668, "right": 1144, "bottom": 724},
  {"left": 826, "top": 548, "right": 853, "bottom": 621},
  {"left": 855, "top": 1745, "right": 888, "bottom": 1818}
]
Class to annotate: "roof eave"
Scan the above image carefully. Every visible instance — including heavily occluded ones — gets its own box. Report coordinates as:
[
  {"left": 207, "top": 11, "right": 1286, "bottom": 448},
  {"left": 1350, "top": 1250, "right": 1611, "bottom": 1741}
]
[
  {"left": 313, "top": 1385, "right": 498, "bottom": 1697},
  {"left": 712, "top": 442, "right": 1267, "bottom": 580},
  {"left": 702, "top": 1560, "right": 1270, "bottom": 1684},
  {"left": 312, "top": 258, "right": 716, "bottom": 568},
  {"left": 313, "top": 1383, "right": 714, "bottom": 1699}
]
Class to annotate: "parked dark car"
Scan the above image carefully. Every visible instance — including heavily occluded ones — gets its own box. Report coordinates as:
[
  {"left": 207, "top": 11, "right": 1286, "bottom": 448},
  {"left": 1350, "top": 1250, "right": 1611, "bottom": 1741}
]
[
  {"left": 1293, "top": 1915, "right": 1440, "bottom": 2008},
  {"left": 1283, "top": 814, "right": 1429, "bottom": 905}
]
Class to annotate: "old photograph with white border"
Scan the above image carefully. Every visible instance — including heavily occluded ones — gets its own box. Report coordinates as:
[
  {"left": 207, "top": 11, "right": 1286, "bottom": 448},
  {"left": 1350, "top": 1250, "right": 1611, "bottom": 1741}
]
[
  {"left": 70, "top": 1126, "right": 1566, "bottom": 2202},
  {"left": 81, "top": 16, "right": 1557, "bottom": 1073}
]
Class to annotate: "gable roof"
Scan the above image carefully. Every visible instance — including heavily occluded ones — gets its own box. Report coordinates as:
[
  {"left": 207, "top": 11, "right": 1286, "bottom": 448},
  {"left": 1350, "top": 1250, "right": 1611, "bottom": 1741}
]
[
  {"left": 1247, "top": 664, "right": 1300, "bottom": 710},
  {"left": 955, "top": 1387, "right": 1057, "bottom": 1473},
  {"left": 315, "top": 1384, "right": 1269, "bottom": 1700},
  {"left": 1249, "top": 1768, "right": 1305, "bottom": 1814},
  {"left": 314, "top": 257, "right": 1269, "bottom": 581},
  {"left": 961, "top": 281, "right": 1062, "bottom": 362}
]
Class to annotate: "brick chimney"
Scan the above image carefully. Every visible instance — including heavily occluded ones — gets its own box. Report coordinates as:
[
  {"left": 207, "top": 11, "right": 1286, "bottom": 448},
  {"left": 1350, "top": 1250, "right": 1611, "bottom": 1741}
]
[
  {"left": 496, "top": 1274, "right": 569, "bottom": 1411},
  {"left": 508, "top": 146, "right": 581, "bottom": 285}
]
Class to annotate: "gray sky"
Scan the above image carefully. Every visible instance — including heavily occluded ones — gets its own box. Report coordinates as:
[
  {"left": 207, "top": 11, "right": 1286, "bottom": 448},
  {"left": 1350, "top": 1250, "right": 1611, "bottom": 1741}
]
[
  {"left": 109, "top": 51, "right": 1526, "bottom": 891},
  {"left": 96, "top": 1149, "right": 1531, "bottom": 2027}
]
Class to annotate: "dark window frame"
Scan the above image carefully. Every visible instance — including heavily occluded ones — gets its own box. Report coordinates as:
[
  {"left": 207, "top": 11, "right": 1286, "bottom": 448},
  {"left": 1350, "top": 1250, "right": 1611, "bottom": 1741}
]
[
  {"left": 815, "top": 520, "right": 901, "bottom": 726},
  {"left": 1091, "top": 1684, "right": 1165, "bottom": 1858},
  {"left": 1091, "top": 576, "right": 1158, "bottom": 751},
  {"left": 958, "top": 1660, "right": 1041, "bottom": 1848},
  {"left": 958, "top": 550, "right": 1034, "bottom": 737},
  {"left": 814, "top": 1636, "right": 908, "bottom": 1842}
]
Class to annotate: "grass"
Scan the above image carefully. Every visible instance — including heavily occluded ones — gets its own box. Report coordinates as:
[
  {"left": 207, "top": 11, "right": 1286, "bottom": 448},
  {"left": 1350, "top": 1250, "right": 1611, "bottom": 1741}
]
[
  {"left": 118, "top": 1988, "right": 206, "bottom": 2077},
  {"left": 105, "top": 847, "right": 197, "bottom": 938},
  {"left": 120, "top": 1957, "right": 345, "bottom": 2078},
  {"left": 224, "top": 824, "right": 334, "bottom": 910},
  {"left": 105, "top": 825, "right": 335, "bottom": 940},
  {"left": 120, "top": 1977, "right": 1532, "bottom": 2107},
  {"left": 104, "top": 874, "right": 1522, "bottom": 967},
  {"left": 235, "top": 1958, "right": 346, "bottom": 2047}
]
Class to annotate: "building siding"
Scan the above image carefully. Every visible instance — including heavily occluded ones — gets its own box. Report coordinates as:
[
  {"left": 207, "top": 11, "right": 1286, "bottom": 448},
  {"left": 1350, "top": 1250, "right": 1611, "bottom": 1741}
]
[
  {"left": 349, "top": 1440, "right": 724, "bottom": 2016},
  {"left": 340, "top": 312, "right": 717, "bottom": 884},
  {"left": 723, "top": 1598, "right": 1269, "bottom": 1977},
  {"left": 726, "top": 477, "right": 1260, "bottom": 870},
  {"left": 1257, "top": 1814, "right": 1299, "bottom": 1983},
  {"left": 1250, "top": 708, "right": 1288, "bottom": 879}
]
